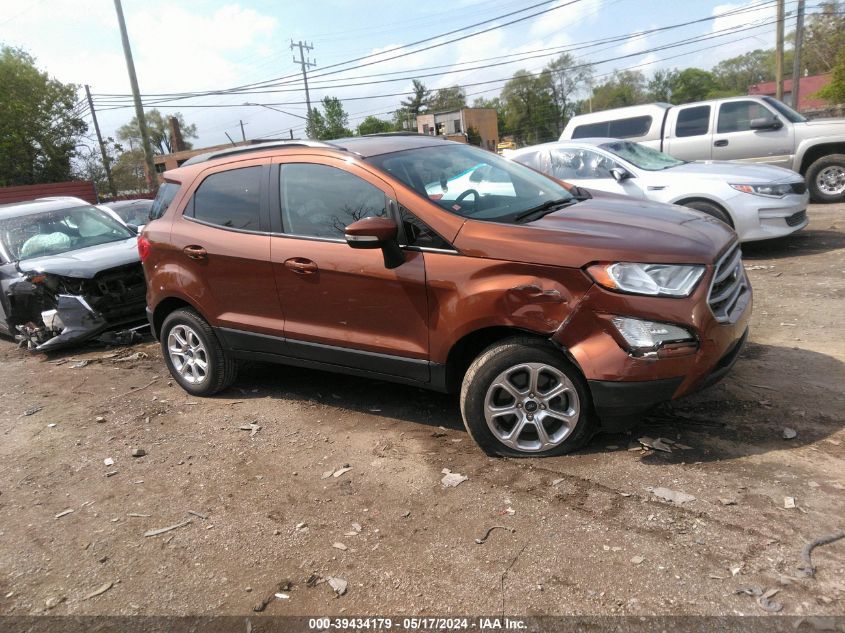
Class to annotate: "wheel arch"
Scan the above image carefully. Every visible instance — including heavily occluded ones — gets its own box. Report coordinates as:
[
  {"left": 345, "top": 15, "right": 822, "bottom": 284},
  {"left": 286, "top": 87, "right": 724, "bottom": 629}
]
[
  {"left": 798, "top": 142, "right": 845, "bottom": 174},
  {"left": 673, "top": 197, "right": 734, "bottom": 228},
  {"left": 151, "top": 295, "right": 203, "bottom": 339}
]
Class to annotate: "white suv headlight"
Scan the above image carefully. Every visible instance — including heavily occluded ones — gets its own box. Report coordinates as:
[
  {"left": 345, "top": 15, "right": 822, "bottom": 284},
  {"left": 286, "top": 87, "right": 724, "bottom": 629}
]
[
  {"left": 587, "top": 262, "right": 704, "bottom": 297},
  {"left": 730, "top": 183, "right": 793, "bottom": 197}
]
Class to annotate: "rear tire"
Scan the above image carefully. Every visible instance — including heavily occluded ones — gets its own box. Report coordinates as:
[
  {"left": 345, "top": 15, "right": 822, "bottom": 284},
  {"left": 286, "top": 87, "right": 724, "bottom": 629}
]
[
  {"left": 160, "top": 308, "right": 237, "bottom": 396},
  {"left": 682, "top": 200, "right": 734, "bottom": 227},
  {"left": 806, "top": 154, "right": 845, "bottom": 203},
  {"left": 460, "top": 336, "right": 595, "bottom": 457}
]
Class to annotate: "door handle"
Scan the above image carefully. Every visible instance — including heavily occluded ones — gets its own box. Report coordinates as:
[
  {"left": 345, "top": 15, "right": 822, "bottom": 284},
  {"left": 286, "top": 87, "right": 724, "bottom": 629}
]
[
  {"left": 183, "top": 245, "right": 207, "bottom": 259},
  {"left": 284, "top": 257, "right": 318, "bottom": 274},
  {"left": 714, "top": 139, "right": 729, "bottom": 147}
]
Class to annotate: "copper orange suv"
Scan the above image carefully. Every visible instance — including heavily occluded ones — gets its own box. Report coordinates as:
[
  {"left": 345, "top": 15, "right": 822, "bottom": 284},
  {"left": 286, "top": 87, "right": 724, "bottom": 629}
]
[{"left": 141, "top": 135, "right": 751, "bottom": 456}]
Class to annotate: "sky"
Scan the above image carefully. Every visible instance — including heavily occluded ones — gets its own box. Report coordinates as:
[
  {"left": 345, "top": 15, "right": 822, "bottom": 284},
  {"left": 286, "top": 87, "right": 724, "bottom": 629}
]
[{"left": 0, "top": 0, "right": 802, "bottom": 150}]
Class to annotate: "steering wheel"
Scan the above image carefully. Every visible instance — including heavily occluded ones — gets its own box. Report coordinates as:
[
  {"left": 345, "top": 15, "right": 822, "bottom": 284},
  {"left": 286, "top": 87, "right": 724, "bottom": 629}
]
[{"left": 454, "top": 189, "right": 479, "bottom": 213}]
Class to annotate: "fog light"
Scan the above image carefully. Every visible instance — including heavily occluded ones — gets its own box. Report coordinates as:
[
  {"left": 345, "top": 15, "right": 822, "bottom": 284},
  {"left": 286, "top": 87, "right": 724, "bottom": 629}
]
[{"left": 611, "top": 316, "right": 695, "bottom": 354}]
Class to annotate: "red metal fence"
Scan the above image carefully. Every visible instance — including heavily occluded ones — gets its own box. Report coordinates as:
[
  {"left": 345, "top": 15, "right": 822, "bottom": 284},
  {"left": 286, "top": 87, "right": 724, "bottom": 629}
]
[{"left": 0, "top": 181, "right": 98, "bottom": 205}]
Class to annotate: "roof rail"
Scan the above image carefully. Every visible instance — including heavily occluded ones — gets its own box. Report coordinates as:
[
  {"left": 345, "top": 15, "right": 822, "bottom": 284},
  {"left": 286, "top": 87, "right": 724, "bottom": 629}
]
[
  {"left": 360, "top": 131, "right": 429, "bottom": 137},
  {"left": 180, "top": 139, "right": 342, "bottom": 167}
]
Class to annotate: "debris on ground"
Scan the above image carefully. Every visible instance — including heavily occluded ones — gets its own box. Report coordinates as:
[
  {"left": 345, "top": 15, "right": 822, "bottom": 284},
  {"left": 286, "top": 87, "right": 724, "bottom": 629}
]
[
  {"left": 783, "top": 427, "right": 798, "bottom": 440},
  {"left": 332, "top": 464, "right": 352, "bottom": 478},
  {"left": 332, "top": 542, "right": 348, "bottom": 551},
  {"left": 131, "top": 448, "right": 146, "bottom": 457},
  {"left": 757, "top": 588, "right": 783, "bottom": 612},
  {"left": 630, "top": 555, "right": 645, "bottom": 565},
  {"left": 441, "top": 468, "right": 468, "bottom": 488},
  {"left": 143, "top": 519, "right": 192, "bottom": 537},
  {"left": 22, "top": 406, "right": 43, "bottom": 417},
  {"left": 797, "top": 530, "right": 845, "bottom": 578},
  {"left": 239, "top": 422, "right": 261, "bottom": 437},
  {"left": 112, "top": 351, "right": 148, "bottom": 362},
  {"left": 82, "top": 582, "right": 113, "bottom": 600},
  {"left": 474, "top": 525, "right": 515, "bottom": 545},
  {"left": 344, "top": 523, "right": 363, "bottom": 536},
  {"left": 719, "top": 498, "right": 738, "bottom": 506},
  {"left": 103, "top": 457, "right": 114, "bottom": 467},
  {"left": 638, "top": 436, "right": 673, "bottom": 452},
  {"left": 54, "top": 508, "right": 73, "bottom": 519},
  {"left": 327, "top": 577, "right": 348, "bottom": 597},
  {"left": 552, "top": 478, "right": 565, "bottom": 486},
  {"left": 651, "top": 487, "right": 696, "bottom": 504},
  {"left": 401, "top": 510, "right": 411, "bottom": 518},
  {"left": 253, "top": 581, "right": 292, "bottom": 612},
  {"left": 497, "top": 506, "right": 515, "bottom": 516},
  {"left": 274, "top": 592, "right": 289, "bottom": 600},
  {"left": 127, "top": 513, "right": 150, "bottom": 518},
  {"left": 734, "top": 586, "right": 763, "bottom": 596},
  {"left": 295, "top": 522, "right": 308, "bottom": 532},
  {"left": 95, "top": 416, "right": 106, "bottom": 423},
  {"left": 187, "top": 510, "right": 208, "bottom": 520},
  {"left": 44, "top": 595, "right": 66, "bottom": 610},
  {"left": 70, "top": 360, "right": 90, "bottom": 369},
  {"left": 784, "top": 496, "right": 796, "bottom": 509}
]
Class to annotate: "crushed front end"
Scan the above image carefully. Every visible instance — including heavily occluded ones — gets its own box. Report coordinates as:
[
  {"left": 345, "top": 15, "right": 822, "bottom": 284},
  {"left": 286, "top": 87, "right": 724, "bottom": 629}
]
[{"left": 5, "top": 263, "right": 147, "bottom": 351}]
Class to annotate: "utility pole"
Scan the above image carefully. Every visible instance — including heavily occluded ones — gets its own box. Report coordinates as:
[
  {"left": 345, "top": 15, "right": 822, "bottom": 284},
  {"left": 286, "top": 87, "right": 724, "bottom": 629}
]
[
  {"left": 775, "top": 0, "right": 785, "bottom": 100},
  {"left": 113, "top": 0, "right": 157, "bottom": 192},
  {"left": 791, "top": 0, "right": 806, "bottom": 110},
  {"left": 85, "top": 84, "right": 117, "bottom": 199},
  {"left": 291, "top": 40, "right": 316, "bottom": 133},
  {"left": 225, "top": 132, "right": 236, "bottom": 146},
  {"left": 239, "top": 120, "right": 247, "bottom": 142}
]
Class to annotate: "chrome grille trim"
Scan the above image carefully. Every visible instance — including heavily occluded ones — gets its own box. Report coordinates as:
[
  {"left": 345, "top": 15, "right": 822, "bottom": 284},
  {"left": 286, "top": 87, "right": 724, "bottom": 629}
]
[{"left": 708, "top": 244, "right": 748, "bottom": 324}]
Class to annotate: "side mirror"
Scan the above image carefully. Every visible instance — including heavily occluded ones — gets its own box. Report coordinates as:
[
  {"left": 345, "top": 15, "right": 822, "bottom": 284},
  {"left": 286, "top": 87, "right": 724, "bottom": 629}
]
[
  {"left": 750, "top": 116, "right": 782, "bottom": 131},
  {"left": 344, "top": 216, "right": 405, "bottom": 269},
  {"left": 126, "top": 224, "right": 140, "bottom": 234},
  {"left": 610, "top": 167, "right": 632, "bottom": 182}
]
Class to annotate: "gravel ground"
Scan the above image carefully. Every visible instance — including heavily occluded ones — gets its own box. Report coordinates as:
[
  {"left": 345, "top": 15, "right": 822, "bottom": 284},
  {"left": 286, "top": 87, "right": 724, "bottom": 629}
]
[{"left": 0, "top": 203, "right": 843, "bottom": 619}]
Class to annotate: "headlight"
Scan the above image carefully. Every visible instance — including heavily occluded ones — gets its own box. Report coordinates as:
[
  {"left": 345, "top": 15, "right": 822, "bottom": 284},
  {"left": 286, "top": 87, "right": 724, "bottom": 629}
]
[
  {"left": 730, "top": 183, "right": 793, "bottom": 197},
  {"left": 587, "top": 262, "right": 704, "bottom": 297},
  {"left": 611, "top": 317, "right": 695, "bottom": 353}
]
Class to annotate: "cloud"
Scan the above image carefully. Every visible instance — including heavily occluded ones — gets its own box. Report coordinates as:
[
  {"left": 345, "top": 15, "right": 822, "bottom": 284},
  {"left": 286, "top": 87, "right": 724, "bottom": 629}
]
[{"left": 530, "top": 0, "right": 604, "bottom": 38}]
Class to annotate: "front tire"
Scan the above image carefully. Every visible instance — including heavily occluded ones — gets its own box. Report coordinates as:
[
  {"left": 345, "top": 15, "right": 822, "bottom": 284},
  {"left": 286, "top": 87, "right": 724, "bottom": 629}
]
[
  {"left": 682, "top": 200, "right": 734, "bottom": 227},
  {"left": 460, "top": 337, "right": 594, "bottom": 457},
  {"left": 160, "top": 308, "right": 237, "bottom": 396},
  {"left": 806, "top": 154, "right": 845, "bottom": 203}
]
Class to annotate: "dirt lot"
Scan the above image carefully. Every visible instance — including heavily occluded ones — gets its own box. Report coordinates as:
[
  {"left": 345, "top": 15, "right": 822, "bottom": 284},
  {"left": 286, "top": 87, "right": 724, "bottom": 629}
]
[{"left": 1, "top": 203, "right": 844, "bottom": 619}]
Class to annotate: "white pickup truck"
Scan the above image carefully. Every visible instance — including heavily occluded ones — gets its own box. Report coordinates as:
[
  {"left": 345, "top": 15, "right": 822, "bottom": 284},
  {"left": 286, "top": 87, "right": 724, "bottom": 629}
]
[{"left": 560, "top": 95, "right": 845, "bottom": 202}]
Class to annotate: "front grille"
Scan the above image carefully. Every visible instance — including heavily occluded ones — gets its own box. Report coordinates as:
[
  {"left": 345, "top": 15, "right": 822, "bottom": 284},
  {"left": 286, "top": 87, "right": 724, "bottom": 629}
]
[
  {"left": 84, "top": 263, "right": 147, "bottom": 324},
  {"left": 790, "top": 182, "right": 806, "bottom": 195},
  {"left": 708, "top": 245, "right": 748, "bottom": 324},
  {"left": 786, "top": 209, "right": 807, "bottom": 226}
]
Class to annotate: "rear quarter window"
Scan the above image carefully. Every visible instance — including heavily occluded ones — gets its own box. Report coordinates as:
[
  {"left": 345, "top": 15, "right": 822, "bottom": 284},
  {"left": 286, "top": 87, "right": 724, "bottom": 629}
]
[
  {"left": 149, "top": 182, "right": 180, "bottom": 221},
  {"left": 572, "top": 116, "right": 652, "bottom": 139}
]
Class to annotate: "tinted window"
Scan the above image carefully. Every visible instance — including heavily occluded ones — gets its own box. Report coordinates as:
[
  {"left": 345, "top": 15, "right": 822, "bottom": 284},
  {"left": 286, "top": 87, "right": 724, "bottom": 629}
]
[
  {"left": 717, "top": 101, "right": 772, "bottom": 133},
  {"left": 150, "top": 182, "right": 179, "bottom": 220},
  {"left": 400, "top": 207, "right": 451, "bottom": 249},
  {"left": 675, "top": 106, "right": 711, "bottom": 137},
  {"left": 572, "top": 122, "right": 608, "bottom": 138},
  {"left": 189, "top": 167, "right": 262, "bottom": 231},
  {"left": 281, "top": 164, "right": 386, "bottom": 239},
  {"left": 609, "top": 116, "right": 652, "bottom": 138}
]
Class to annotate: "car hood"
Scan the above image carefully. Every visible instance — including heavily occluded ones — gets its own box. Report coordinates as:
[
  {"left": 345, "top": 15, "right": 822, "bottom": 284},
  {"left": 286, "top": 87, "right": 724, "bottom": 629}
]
[
  {"left": 454, "top": 196, "right": 735, "bottom": 268},
  {"left": 17, "top": 237, "right": 140, "bottom": 279},
  {"left": 659, "top": 160, "right": 800, "bottom": 183}
]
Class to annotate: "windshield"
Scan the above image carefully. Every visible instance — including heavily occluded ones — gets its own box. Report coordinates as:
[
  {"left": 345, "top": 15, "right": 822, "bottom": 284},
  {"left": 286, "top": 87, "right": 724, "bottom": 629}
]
[
  {"left": 599, "top": 140, "right": 685, "bottom": 171},
  {"left": 0, "top": 205, "right": 134, "bottom": 261},
  {"left": 762, "top": 96, "right": 807, "bottom": 123},
  {"left": 366, "top": 144, "right": 573, "bottom": 223}
]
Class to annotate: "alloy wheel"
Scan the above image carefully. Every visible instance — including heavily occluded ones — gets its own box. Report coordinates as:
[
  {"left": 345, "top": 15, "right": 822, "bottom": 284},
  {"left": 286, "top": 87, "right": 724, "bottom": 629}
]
[
  {"left": 817, "top": 165, "right": 845, "bottom": 196},
  {"left": 167, "top": 324, "right": 209, "bottom": 385},
  {"left": 483, "top": 362, "right": 580, "bottom": 453}
]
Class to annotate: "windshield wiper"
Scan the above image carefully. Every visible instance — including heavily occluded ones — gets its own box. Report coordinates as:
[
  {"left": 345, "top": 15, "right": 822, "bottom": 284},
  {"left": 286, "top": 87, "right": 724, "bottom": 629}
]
[{"left": 514, "top": 198, "right": 576, "bottom": 223}]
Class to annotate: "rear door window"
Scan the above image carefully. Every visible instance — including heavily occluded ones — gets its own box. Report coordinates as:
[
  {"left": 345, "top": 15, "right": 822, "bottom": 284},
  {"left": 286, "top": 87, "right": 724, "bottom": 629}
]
[
  {"left": 675, "top": 105, "right": 711, "bottom": 137},
  {"left": 280, "top": 163, "right": 387, "bottom": 239},
  {"left": 187, "top": 166, "right": 262, "bottom": 231}
]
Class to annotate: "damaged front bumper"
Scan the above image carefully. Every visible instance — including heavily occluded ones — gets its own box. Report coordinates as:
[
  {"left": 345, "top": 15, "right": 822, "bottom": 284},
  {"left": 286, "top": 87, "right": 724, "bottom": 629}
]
[{"left": 15, "top": 294, "right": 145, "bottom": 351}]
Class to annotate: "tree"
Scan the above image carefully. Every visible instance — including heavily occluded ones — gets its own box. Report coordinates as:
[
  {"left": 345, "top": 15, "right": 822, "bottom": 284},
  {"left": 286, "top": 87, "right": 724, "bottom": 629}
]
[
  {"left": 501, "top": 71, "right": 557, "bottom": 144},
  {"left": 306, "top": 96, "right": 352, "bottom": 140},
  {"left": 800, "top": 1, "right": 845, "bottom": 75},
  {"left": 671, "top": 68, "right": 718, "bottom": 104},
  {"left": 589, "top": 70, "right": 647, "bottom": 111},
  {"left": 426, "top": 86, "right": 466, "bottom": 112},
  {"left": 712, "top": 49, "right": 773, "bottom": 95},
  {"left": 116, "top": 109, "right": 197, "bottom": 155},
  {"left": 466, "top": 126, "right": 482, "bottom": 146},
  {"left": 0, "top": 46, "right": 87, "bottom": 186},
  {"left": 357, "top": 115, "right": 393, "bottom": 136},
  {"left": 647, "top": 69, "right": 678, "bottom": 102},
  {"left": 545, "top": 53, "right": 593, "bottom": 133},
  {"left": 400, "top": 79, "right": 430, "bottom": 118},
  {"left": 815, "top": 46, "right": 845, "bottom": 103},
  {"left": 111, "top": 147, "right": 148, "bottom": 194}
]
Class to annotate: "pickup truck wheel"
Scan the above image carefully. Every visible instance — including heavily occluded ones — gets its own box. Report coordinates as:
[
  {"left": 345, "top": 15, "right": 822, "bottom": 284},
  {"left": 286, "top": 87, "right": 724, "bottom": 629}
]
[
  {"left": 160, "top": 308, "right": 238, "bottom": 396},
  {"left": 807, "top": 154, "right": 845, "bottom": 203},
  {"left": 682, "top": 200, "right": 733, "bottom": 227},
  {"left": 460, "top": 337, "right": 594, "bottom": 457}
]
